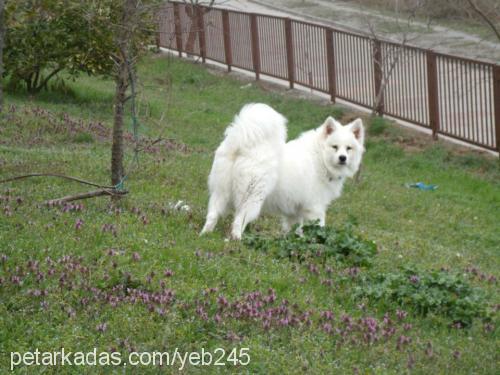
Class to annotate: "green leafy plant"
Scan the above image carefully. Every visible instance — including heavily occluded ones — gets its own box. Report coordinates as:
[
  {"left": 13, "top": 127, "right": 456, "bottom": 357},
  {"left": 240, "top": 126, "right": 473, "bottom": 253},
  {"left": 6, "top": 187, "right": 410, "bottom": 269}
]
[
  {"left": 355, "top": 266, "right": 491, "bottom": 327},
  {"left": 244, "top": 221, "right": 377, "bottom": 267},
  {"left": 4, "top": 0, "right": 156, "bottom": 94}
]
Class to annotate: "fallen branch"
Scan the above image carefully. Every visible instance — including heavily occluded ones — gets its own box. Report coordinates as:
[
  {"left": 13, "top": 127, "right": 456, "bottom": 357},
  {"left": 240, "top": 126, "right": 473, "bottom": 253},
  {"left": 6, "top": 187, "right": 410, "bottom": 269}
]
[
  {"left": 44, "top": 188, "right": 128, "bottom": 206},
  {"left": 0, "top": 173, "right": 115, "bottom": 189}
]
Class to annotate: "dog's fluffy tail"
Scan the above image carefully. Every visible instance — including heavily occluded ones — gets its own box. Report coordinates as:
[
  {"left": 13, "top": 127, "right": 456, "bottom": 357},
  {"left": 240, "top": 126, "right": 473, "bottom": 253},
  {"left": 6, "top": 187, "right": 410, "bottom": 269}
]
[
  {"left": 201, "top": 103, "right": 287, "bottom": 238},
  {"left": 222, "top": 103, "right": 287, "bottom": 153}
]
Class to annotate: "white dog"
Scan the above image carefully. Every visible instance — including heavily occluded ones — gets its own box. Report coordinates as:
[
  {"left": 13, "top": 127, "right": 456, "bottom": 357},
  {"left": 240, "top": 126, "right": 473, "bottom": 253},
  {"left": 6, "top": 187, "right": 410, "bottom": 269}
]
[{"left": 201, "top": 103, "right": 365, "bottom": 239}]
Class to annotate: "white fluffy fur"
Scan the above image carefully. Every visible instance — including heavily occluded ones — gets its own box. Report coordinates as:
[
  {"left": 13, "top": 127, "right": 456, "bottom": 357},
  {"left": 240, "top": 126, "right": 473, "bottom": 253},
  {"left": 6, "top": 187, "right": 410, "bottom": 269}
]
[{"left": 201, "top": 103, "right": 365, "bottom": 239}]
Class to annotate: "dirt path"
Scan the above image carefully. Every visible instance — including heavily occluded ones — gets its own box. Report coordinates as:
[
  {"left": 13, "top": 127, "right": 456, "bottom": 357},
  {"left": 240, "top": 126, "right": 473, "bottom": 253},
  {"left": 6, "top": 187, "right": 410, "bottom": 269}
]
[{"left": 220, "top": 0, "right": 500, "bottom": 63}]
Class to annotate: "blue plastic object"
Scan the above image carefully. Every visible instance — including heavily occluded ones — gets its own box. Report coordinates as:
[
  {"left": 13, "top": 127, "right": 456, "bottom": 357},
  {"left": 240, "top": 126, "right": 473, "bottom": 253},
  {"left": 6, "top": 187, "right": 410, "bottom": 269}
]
[{"left": 406, "top": 182, "right": 438, "bottom": 191}]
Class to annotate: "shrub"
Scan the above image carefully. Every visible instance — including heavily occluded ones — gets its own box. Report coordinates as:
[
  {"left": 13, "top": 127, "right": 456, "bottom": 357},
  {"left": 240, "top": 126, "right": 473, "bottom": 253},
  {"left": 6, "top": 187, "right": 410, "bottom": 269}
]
[{"left": 4, "top": 1, "right": 116, "bottom": 93}]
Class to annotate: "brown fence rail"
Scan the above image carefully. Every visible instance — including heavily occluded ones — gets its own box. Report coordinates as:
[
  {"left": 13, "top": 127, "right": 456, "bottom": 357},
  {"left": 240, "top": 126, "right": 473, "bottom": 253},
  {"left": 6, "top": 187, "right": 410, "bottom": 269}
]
[{"left": 157, "top": 2, "right": 500, "bottom": 153}]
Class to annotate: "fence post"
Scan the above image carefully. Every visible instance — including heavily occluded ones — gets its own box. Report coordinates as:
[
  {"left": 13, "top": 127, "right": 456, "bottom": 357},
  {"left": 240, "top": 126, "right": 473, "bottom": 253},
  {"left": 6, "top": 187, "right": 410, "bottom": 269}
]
[
  {"left": 196, "top": 6, "right": 206, "bottom": 63},
  {"left": 493, "top": 65, "right": 500, "bottom": 155},
  {"left": 250, "top": 14, "right": 261, "bottom": 80},
  {"left": 426, "top": 51, "right": 440, "bottom": 140},
  {"left": 173, "top": 3, "right": 183, "bottom": 57},
  {"left": 222, "top": 10, "right": 232, "bottom": 72},
  {"left": 284, "top": 18, "right": 294, "bottom": 89},
  {"left": 325, "top": 28, "right": 336, "bottom": 103},
  {"left": 373, "top": 40, "right": 384, "bottom": 115},
  {"left": 155, "top": 11, "right": 161, "bottom": 50}
]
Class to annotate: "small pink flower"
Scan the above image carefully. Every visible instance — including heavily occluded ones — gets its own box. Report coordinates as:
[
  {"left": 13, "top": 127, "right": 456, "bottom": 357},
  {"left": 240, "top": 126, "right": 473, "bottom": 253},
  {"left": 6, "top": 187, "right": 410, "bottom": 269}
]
[
  {"left": 163, "top": 269, "right": 174, "bottom": 277},
  {"left": 75, "top": 218, "right": 84, "bottom": 230},
  {"left": 322, "top": 323, "right": 333, "bottom": 334},
  {"left": 396, "top": 309, "right": 407, "bottom": 321}
]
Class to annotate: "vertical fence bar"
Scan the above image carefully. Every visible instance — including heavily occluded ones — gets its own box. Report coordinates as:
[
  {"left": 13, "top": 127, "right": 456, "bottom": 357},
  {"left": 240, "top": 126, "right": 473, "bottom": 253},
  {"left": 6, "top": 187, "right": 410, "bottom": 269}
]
[
  {"left": 493, "top": 65, "right": 500, "bottom": 154},
  {"left": 373, "top": 40, "right": 384, "bottom": 115},
  {"left": 426, "top": 51, "right": 440, "bottom": 140},
  {"left": 196, "top": 6, "right": 206, "bottom": 63},
  {"left": 250, "top": 13, "right": 261, "bottom": 80},
  {"left": 222, "top": 10, "right": 232, "bottom": 72},
  {"left": 284, "top": 18, "right": 294, "bottom": 89},
  {"left": 173, "top": 3, "right": 182, "bottom": 57},
  {"left": 155, "top": 11, "right": 161, "bottom": 50},
  {"left": 325, "top": 28, "right": 336, "bottom": 103}
]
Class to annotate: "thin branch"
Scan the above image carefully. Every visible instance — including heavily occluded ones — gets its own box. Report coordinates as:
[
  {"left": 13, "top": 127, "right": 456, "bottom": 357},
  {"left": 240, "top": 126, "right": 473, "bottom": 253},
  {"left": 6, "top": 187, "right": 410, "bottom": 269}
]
[
  {"left": 33, "top": 67, "right": 63, "bottom": 93},
  {"left": 466, "top": 0, "right": 500, "bottom": 42},
  {"left": 44, "top": 188, "right": 127, "bottom": 206},
  {"left": 0, "top": 173, "right": 115, "bottom": 189}
]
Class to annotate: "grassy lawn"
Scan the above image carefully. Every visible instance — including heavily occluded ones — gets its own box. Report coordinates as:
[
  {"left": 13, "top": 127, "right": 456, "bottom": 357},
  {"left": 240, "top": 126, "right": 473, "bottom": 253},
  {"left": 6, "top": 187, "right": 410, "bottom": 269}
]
[{"left": 0, "top": 53, "right": 498, "bottom": 374}]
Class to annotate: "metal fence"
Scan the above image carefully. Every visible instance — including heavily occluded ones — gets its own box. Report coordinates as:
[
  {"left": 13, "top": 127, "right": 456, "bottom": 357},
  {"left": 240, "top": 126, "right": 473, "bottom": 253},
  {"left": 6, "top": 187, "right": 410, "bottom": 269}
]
[{"left": 157, "top": 2, "right": 500, "bottom": 153}]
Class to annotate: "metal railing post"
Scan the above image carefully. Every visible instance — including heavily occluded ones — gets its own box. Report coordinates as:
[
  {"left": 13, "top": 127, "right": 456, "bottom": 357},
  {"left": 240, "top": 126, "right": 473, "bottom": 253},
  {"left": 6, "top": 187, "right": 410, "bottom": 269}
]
[
  {"left": 222, "top": 10, "right": 232, "bottom": 72},
  {"left": 196, "top": 6, "right": 206, "bottom": 63},
  {"left": 493, "top": 65, "right": 500, "bottom": 154},
  {"left": 373, "top": 40, "right": 384, "bottom": 115},
  {"left": 325, "top": 28, "right": 336, "bottom": 103},
  {"left": 426, "top": 51, "right": 440, "bottom": 140},
  {"left": 173, "top": 3, "right": 183, "bottom": 57},
  {"left": 250, "top": 14, "right": 261, "bottom": 80},
  {"left": 284, "top": 18, "right": 295, "bottom": 89}
]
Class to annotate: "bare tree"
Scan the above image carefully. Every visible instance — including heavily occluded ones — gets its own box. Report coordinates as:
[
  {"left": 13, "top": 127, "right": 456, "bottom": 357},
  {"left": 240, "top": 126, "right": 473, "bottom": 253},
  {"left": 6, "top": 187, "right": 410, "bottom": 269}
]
[
  {"left": 354, "top": 1, "right": 430, "bottom": 182},
  {"left": 465, "top": 0, "right": 500, "bottom": 42},
  {"left": 183, "top": 0, "right": 215, "bottom": 54},
  {"left": 363, "top": 1, "right": 432, "bottom": 117}
]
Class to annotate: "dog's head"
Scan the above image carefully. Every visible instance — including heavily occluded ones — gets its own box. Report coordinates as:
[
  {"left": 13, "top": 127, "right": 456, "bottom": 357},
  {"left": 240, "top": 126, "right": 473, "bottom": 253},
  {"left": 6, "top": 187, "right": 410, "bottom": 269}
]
[{"left": 319, "top": 116, "right": 365, "bottom": 178}]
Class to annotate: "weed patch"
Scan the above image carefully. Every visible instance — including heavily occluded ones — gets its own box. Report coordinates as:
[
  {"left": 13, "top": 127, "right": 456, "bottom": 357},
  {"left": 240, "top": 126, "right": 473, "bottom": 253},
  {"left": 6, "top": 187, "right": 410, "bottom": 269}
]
[
  {"left": 355, "top": 267, "right": 492, "bottom": 327},
  {"left": 244, "top": 221, "right": 377, "bottom": 267}
]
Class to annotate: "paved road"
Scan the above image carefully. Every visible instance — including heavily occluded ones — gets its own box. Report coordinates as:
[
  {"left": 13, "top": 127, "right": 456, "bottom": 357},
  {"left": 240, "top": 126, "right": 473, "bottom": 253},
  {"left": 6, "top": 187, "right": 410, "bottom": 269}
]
[
  {"left": 214, "top": 0, "right": 498, "bottom": 151},
  {"left": 222, "top": 0, "right": 500, "bottom": 64}
]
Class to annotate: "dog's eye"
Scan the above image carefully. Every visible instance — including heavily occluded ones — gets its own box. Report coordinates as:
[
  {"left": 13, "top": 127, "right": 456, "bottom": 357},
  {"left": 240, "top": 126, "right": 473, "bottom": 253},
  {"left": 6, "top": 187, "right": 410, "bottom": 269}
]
[
  {"left": 332, "top": 145, "right": 338, "bottom": 150},
  {"left": 347, "top": 146, "right": 352, "bottom": 151}
]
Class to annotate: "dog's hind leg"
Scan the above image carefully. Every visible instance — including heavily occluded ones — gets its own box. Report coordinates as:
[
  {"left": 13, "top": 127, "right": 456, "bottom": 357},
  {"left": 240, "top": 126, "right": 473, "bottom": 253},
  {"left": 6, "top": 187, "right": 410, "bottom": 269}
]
[
  {"left": 231, "top": 197, "right": 265, "bottom": 240},
  {"left": 281, "top": 215, "right": 301, "bottom": 233},
  {"left": 302, "top": 207, "right": 326, "bottom": 226},
  {"left": 200, "top": 193, "right": 229, "bottom": 235},
  {"left": 230, "top": 173, "right": 272, "bottom": 239}
]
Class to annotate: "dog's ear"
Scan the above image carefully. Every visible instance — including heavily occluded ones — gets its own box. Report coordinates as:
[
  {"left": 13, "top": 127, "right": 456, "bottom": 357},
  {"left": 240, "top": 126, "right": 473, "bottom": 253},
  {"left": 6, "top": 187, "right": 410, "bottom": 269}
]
[
  {"left": 322, "top": 116, "right": 339, "bottom": 137},
  {"left": 347, "top": 118, "right": 364, "bottom": 144}
]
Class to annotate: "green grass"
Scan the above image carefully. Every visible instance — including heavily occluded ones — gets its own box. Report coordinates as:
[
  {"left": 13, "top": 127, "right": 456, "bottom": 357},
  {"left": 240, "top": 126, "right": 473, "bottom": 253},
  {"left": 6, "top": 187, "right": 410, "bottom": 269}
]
[{"left": 0, "top": 53, "right": 498, "bottom": 374}]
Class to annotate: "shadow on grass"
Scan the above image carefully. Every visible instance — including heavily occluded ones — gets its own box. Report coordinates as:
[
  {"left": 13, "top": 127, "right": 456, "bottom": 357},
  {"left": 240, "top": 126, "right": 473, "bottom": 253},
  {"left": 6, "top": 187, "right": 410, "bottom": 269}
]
[{"left": 5, "top": 75, "right": 114, "bottom": 111}]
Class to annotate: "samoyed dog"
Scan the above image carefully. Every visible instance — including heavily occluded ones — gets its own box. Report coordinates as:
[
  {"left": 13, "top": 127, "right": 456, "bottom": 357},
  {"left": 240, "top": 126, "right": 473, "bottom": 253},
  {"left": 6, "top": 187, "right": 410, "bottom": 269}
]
[{"left": 201, "top": 103, "right": 365, "bottom": 239}]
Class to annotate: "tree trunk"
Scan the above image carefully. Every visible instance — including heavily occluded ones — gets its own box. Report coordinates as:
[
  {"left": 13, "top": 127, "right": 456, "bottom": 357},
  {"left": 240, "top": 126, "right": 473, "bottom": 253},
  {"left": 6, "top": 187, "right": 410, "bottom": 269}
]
[
  {"left": 111, "top": 62, "right": 128, "bottom": 188},
  {"left": 185, "top": 5, "right": 198, "bottom": 54},
  {"left": 0, "top": 0, "right": 5, "bottom": 112},
  {"left": 111, "top": 0, "right": 136, "bottom": 195},
  {"left": 0, "top": 0, "right": 5, "bottom": 113}
]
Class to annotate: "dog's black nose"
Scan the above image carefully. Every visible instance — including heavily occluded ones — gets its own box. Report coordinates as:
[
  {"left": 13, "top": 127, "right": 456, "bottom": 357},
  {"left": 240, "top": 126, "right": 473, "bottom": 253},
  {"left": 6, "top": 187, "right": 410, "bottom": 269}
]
[{"left": 339, "top": 155, "right": 347, "bottom": 163}]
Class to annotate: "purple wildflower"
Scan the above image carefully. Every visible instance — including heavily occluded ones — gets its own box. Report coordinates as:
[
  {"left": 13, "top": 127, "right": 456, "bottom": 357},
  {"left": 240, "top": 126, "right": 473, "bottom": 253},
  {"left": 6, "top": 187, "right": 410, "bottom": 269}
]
[
  {"left": 409, "top": 275, "right": 420, "bottom": 284},
  {"left": 75, "top": 218, "right": 84, "bottom": 230}
]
